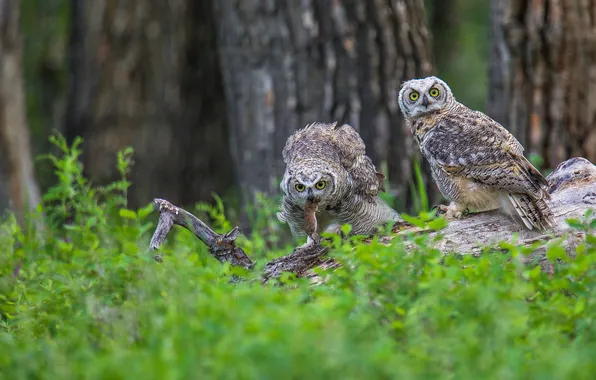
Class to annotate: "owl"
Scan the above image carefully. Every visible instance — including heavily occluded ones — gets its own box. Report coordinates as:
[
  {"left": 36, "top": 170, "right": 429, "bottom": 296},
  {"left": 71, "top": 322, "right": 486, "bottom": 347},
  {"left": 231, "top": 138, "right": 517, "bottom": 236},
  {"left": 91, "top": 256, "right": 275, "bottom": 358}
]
[
  {"left": 277, "top": 121, "right": 402, "bottom": 247},
  {"left": 397, "top": 76, "right": 554, "bottom": 230}
]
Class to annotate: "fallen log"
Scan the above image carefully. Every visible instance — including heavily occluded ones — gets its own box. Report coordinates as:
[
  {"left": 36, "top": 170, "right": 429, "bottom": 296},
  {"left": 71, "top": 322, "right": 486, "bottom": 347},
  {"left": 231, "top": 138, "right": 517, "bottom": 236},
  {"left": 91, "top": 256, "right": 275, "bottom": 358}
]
[
  {"left": 384, "top": 157, "right": 596, "bottom": 255},
  {"left": 149, "top": 157, "right": 596, "bottom": 281}
]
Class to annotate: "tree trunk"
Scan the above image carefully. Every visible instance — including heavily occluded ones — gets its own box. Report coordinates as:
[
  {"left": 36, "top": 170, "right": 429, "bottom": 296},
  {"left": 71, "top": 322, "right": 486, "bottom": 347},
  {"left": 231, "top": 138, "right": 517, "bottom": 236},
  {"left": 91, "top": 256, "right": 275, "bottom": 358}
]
[
  {"left": 488, "top": 0, "right": 596, "bottom": 169},
  {"left": 65, "top": 0, "right": 233, "bottom": 209},
  {"left": 213, "top": 0, "right": 435, "bottom": 216},
  {"left": 0, "top": 0, "right": 41, "bottom": 223}
]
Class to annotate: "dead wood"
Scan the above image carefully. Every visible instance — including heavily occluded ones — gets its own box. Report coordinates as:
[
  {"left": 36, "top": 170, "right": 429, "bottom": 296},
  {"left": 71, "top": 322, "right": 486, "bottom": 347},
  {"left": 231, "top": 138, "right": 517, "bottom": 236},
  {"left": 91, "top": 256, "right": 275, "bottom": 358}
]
[
  {"left": 149, "top": 157, "right": 596, "bottom": 281},
  {"left": 149, "top": 199, "right": 253, "bottom": 269}
]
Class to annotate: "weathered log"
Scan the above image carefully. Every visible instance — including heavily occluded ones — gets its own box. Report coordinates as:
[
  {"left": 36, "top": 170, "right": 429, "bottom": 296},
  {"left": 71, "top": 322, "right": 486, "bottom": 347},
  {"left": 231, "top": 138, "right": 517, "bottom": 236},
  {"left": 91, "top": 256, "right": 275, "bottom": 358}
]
[
  {"left": 149, "top": 157, "right": 596, "bottom": 281},
  {"left": 385, "top": 157, "right": 596, "bottom": 256}
]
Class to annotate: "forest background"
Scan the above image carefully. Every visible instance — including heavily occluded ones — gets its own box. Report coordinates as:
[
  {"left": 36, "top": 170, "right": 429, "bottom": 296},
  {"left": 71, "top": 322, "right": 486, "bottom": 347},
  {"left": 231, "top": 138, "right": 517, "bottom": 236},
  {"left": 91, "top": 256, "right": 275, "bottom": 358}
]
[{"left": 1, "top": 0, "right": 594, "bottom": 232}]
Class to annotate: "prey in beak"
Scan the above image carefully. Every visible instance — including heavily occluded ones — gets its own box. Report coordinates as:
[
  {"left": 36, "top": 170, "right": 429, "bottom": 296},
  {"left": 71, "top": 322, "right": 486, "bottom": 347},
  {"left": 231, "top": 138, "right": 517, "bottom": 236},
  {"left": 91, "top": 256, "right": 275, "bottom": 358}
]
[{"left": 304, "top": 196, "right": 321, "bottom": 245}]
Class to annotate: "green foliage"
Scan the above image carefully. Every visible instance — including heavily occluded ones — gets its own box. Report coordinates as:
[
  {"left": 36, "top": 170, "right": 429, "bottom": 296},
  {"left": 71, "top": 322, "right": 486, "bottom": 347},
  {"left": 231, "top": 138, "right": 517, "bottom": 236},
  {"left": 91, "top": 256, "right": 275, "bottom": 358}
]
[
  {"left": 409, "top": 159, "right": 430, "bottom": 214},
  {"left": 1, "top": 136, "right": 596, "bottom": 379}
]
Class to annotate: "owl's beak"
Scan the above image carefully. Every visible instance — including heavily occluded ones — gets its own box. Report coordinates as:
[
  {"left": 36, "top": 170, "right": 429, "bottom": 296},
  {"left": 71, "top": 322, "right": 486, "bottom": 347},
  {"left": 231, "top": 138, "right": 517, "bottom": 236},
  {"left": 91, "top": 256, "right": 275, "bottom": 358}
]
[
  {"left": 421, "top": 95, "right": 430, "bottom": 107},
  {"left": 307, "top": 189, "right": 315, "bottom": 202}
]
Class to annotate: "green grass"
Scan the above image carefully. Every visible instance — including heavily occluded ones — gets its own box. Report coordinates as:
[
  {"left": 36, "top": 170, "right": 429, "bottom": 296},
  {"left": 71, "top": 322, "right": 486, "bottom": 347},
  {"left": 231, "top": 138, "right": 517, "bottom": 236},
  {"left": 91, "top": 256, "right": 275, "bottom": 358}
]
[{"left": 1, "top": 135, "right": 596, "bottom": 379}]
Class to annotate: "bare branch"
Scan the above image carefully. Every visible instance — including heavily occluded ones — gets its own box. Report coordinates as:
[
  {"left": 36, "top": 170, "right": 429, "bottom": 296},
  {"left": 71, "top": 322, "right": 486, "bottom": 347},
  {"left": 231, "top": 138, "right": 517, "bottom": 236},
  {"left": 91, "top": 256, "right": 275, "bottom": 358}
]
[{"left": 149, "top": 198, "right": 254, "bottom": 269}]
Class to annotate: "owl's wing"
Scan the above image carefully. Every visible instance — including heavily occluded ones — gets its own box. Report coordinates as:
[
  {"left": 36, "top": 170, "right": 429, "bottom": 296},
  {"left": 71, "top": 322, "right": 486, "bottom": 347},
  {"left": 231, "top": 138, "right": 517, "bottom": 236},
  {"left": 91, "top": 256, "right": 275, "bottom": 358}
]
[
  {"left": 333, "top": 123, "right": 385, "bottom": 199},
  {"left": 425, "top": 115, "right": 548, "bottom": 198}
]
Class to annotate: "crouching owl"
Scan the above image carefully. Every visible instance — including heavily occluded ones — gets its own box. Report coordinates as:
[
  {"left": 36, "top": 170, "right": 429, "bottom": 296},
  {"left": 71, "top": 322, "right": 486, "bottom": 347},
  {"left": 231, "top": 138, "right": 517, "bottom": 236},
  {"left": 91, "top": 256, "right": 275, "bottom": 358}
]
[
  {"left": 398, "top": 76, "right": 554, "bottom": 230},
  {"left": 277, "top": 122, "right": 402, "bottom": 247}
]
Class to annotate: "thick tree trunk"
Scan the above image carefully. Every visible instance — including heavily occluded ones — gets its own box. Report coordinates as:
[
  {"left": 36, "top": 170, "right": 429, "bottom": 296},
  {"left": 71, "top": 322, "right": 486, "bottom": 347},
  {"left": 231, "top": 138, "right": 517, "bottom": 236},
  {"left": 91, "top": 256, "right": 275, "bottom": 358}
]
[
  {"left": 0, "top": 0, "right": 41, "bottom": 223},
  {"left": 65, "top": 0, "right": 233, "bottom": 209},
  {"left": 488, "top": 0, "right": 596, "bottom": 169},
  {"left": 213, "top": 0, "right": 435, "bottom": 215}
]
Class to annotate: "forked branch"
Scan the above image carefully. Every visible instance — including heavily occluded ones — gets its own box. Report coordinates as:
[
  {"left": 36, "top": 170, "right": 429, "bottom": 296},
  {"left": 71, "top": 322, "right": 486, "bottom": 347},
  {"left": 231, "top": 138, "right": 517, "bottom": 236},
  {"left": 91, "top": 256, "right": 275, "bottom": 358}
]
[{"left": 149, "top": 198, "right": 253, "bottom": 269}]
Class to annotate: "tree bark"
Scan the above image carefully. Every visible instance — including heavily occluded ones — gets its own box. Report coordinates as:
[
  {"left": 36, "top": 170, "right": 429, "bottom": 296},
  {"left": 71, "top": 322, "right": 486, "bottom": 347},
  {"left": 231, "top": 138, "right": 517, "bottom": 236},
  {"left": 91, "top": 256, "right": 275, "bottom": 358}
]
[
  {"left": 0, "top": 0, "right": 41, "bottom": 223},
  {"left": 150, "top": 157, "right": 596, "bottom": 282},
  {"left": 65, "top": 0, "right": 233, "bottom": 209},
  {"left": 213, "top": 0, "right": 435, "bottom": 216},
  {"left": 488, "top": 0, "right": 596, "bottom": 169}
]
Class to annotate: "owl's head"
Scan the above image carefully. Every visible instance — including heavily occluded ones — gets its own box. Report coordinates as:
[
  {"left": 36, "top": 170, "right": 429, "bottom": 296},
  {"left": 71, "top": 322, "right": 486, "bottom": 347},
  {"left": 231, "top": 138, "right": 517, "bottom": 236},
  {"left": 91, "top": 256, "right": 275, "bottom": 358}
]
[
  {"left": 398, "top": 76, "right": 455, "bottom": 119},
  {"left": 282, "top": 166, "right": 338, "bottom": 207}
]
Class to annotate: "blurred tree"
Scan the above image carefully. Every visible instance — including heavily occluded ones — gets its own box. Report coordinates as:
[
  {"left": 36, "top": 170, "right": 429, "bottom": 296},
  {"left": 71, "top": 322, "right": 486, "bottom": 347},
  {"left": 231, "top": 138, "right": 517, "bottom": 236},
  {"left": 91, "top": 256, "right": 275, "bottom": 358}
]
[
  {"left": 427, "top": 0, "right": 459, "bottom": 77},
  {"left": 64, "top": 0, "right": 234, "bottom": 209},
  {"left": 426, "top": 0, "right": 489, "bottom": 112},
  {"left": 214, "top": 0, "right": 435, "bottom": 215},
  {"left": 488, "top": 0, "right": 596, "bottom": 169},
  {"left": 0, "top": 0, "right": 41, "bottom": 223},
  {"left": 20, "top": 0, "right": 70, "bottom": 190}
]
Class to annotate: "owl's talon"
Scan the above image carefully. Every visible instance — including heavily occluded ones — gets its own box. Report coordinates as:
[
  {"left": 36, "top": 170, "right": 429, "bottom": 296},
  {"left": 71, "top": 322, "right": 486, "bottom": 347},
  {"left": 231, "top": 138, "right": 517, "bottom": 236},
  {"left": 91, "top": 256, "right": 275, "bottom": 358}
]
[
  {"left": 310, "top": 233, "right": 321, "bottom": 246},
  {"left": 297, "top": 235, "right": 321, "bottom": 250},
  {"left": 435, "top": 204, "right": 450, "bottom": 214},
  {"left": 440, "top": 202, "right": 467, "bottom": 220}
]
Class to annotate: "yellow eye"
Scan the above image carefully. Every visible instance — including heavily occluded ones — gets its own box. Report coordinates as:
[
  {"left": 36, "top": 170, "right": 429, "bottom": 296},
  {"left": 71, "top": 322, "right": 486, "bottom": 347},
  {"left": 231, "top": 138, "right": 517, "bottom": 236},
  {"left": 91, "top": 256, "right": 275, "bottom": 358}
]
[
  {"left": 409, "top": 91, "right": 419, "bottom": 101},
  {"left": 295, "top": 184, "right": 305, "bottom": 192},
  {"left": 429, "top": 88, "right": 440, "bottom": 97},
  {"left": 315, "top": 181, "right": 326, "bottom": 190}
]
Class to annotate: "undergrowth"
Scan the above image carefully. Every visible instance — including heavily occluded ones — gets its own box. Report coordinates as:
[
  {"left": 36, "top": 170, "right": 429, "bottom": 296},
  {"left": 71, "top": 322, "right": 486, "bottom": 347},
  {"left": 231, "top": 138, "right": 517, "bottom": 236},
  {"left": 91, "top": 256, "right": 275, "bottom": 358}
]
[{"left": 0, "top": 135, "right": 595, "bottom": 379}]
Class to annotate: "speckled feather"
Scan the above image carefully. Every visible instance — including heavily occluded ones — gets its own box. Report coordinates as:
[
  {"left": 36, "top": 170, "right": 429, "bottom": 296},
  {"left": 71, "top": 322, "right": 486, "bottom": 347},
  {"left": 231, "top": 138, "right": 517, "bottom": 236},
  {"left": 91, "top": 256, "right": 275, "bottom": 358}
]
[
  {"left": 282, "top": 122, "right": 385, "bottom": 199},
  {"left": 398, "top": 76, "right": 554, "bottom": 230},
  {"left": 277, "top": 122, "right": 400, "bottom": 242}
]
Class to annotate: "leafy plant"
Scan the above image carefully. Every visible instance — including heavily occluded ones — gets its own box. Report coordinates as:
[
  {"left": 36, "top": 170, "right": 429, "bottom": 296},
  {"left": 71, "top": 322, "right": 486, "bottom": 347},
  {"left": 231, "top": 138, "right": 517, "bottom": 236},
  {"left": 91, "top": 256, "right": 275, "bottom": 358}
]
[
  {"left": 0, "top": 136, "right": 595, "bottom": 379},
  {"left": 410, "top": 158, "right": 430, "bottom": 213}
]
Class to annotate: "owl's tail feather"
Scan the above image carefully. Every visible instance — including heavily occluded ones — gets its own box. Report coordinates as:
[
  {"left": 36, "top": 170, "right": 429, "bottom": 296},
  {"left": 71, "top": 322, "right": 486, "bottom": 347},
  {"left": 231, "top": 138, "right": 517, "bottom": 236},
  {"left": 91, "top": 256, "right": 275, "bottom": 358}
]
[{"left": 506, "top": 193, "right": 554, "bottom": 231}]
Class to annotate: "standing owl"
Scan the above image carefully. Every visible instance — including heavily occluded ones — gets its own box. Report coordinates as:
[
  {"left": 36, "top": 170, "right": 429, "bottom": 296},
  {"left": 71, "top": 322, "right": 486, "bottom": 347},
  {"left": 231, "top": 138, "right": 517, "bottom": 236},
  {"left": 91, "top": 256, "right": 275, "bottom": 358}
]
[
  {"left": 397, "top": 76, "right": 554, "bottom": 230},
  {"left": 277, "top": 122, "right": 401, "bottom": 247}
]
